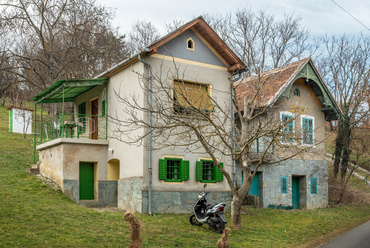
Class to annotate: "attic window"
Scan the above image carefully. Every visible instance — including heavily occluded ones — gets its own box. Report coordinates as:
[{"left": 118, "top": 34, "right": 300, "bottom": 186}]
[
  {"left": 187, "top": 38, "right": 194, "bottom": 50},
  {"left": 294, "top": 89, "right": 300, "bottom": 97}
]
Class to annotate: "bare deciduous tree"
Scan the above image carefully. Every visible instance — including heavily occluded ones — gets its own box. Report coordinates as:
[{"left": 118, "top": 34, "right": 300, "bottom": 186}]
[
  {"left": 111, "top": 61, "right": 320, "bottom": 228},
  {"left": 319, "top": 34, "right": 370, "bottom": 181},
  {"left": 126, "top": 20, "right": 160, "bottom": 56},
  {"left": 0, "top": 0, "right": 127, "bottom": 96},
  {"left": 204, "top": 8, "right": 318, "bottom": 73}
]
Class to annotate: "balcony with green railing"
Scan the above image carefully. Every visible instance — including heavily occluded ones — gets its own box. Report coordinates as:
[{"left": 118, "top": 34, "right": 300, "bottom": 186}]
[
  {"left": 31, "top": 78, "right": 109, "bottom": 163},
  {"left": 39, "top": 113, "right": 107, "bottom": 144}
]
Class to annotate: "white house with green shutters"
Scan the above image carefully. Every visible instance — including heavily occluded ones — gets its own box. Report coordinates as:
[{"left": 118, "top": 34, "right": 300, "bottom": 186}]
[
  {"left": 31, "top": 17, "right": 341, "bottom": 213},
  {"left": 32, "top": 17, "right": 245, "bottom": 213}
]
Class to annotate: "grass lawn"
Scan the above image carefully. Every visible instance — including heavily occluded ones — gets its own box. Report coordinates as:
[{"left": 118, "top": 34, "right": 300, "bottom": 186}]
[{"left": 1, "top": 105, "right": 370, "bottom": 247}]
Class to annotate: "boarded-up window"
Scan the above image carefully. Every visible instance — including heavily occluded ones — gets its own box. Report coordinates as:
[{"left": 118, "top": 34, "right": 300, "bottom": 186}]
[{"left": 173, "top": 80, "right": 213, "bottom": 113}]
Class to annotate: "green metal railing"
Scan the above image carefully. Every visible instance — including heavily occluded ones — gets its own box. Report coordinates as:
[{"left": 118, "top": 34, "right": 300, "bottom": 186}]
[{"left": 39, "top": 113, "right": 107, "bottom": 144}]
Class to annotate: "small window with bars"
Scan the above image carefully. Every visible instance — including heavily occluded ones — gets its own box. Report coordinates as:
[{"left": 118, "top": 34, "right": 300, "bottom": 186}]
[
  {"left": 311, "top": 177, "right": 317, "bottom": 194},
  {"left": 294, "top": 88, "right": 300, "bottom": 97},
  {"left": 196, "top": 160, "right": 223, "bottom": 183},
  {"left": 281, "top": 176, "right": 288, "bottom": 193},
  {"left": 158, "top": 158, "right": 189, "bottom": 182}
]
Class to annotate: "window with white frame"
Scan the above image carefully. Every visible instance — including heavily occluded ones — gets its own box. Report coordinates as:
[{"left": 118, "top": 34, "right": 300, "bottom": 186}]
[
  {"left": 301, "top": 115, "right": 314, "bottom": 145},
  {"left": 281, "top": 111, "right": 294, "bottom": 142}
]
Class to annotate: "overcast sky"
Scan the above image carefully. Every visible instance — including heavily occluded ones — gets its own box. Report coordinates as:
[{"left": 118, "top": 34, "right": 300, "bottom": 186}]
[{"left": 98, "top": 0, "right": 370, "bottom": 37}]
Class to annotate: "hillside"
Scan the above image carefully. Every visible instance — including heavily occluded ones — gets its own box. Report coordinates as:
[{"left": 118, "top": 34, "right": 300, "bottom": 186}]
[{"left": 1, "top": 104, "right": 370, "bottom": 248}]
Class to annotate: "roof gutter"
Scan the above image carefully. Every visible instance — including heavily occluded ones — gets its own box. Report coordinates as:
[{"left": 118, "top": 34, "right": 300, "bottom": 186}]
[
  {"left": 95, "top": 49, "right": 149, "bottom": 79},
  {"left": 138, "top": 52, "right": 154, "bottom": 215},
  {"left": 231, "top": 67, "right": 249, "bottom": 188}
]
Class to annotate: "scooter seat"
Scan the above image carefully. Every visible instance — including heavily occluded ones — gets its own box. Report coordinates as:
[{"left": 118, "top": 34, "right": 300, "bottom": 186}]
[{"left": 206, "top": 203, "right": 216, "bottom": 210}]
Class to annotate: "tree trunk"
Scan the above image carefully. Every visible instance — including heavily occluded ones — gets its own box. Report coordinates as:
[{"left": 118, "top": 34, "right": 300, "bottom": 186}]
[
  {"left": 333, "top": 121, "right": 343, "bottom": 180},
  {"left": 230, "top": 194, "right": 242, "bottom": 228},
  {"left": 340, "top": 122, "right": 351, "bottom": 180}
]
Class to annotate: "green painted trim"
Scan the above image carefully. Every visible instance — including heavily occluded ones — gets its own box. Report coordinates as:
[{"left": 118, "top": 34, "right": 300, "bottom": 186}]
[
  {"left": 9, "top": 109, "right": 13, "bottom": 132},
  {"left": 33, "top": 104, "right": 37, "bottom": 164},
  {"left": 40, "top": 103, "right": 43, "bottom": 143},
  {"left": 278, "top": 61, "right": 341, "bottom": 120},
  {"left": 32, "top": 78, "right": 108, "bottom": 104},
  {"left": 62, "top": 86, "right": 65, "bottom": 138},
  {"left": 105, "top": 82, "right": 108, "bottom": 140}
]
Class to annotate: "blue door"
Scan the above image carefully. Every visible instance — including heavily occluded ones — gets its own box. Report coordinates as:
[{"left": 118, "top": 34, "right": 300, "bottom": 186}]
[
  {"left": 292, "top": 177, "right": 300, "bottom": 209},
  {"left": 248, "top": 174, "right": 259, "bottom": 196}
]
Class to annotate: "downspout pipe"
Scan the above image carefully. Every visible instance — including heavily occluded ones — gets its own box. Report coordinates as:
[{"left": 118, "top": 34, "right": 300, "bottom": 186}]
[
  {"left": 138, "top": 53, "right": 153, "bottom": 215},
  {"left": 230, "top": 68, "right": 249, "bottom": 188}
]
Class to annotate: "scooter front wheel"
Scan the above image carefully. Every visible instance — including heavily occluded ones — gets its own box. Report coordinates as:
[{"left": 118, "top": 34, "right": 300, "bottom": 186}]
[{"left": 189, "top": 214, "right": 203, "bottom": 226}]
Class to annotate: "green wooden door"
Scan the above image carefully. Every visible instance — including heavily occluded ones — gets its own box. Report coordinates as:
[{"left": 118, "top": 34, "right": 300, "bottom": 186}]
[
  {"left": 248, "top": 174, "right": 259, "bottom": 196},
  {"left": 79, "top": 162, "right": 94, "bottom": 200},
  {"left": 292, "top": 177, "right": 300, "bottom": 209}
]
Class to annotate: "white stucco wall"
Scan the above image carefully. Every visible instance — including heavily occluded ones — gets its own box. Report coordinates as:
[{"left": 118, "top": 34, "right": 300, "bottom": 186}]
[
  {"left": 106, "top": 62, "right": 146, "bottom": 180},
  {"left": 10, "top": 108, "right": 33, "bottom": 134},
  {"left": 141, "top": 56, "right": 233, "bottom": 193}
]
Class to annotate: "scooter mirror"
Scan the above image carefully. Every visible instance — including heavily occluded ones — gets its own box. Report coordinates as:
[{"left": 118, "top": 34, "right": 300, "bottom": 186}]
[{"left": 203, "top": 183, "right": 207, "bottom": 188}]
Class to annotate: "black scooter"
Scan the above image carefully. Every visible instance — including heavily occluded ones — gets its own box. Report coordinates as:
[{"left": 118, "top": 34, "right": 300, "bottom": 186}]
[{"left": 189, "top": 184, "right": 227, "bottom": 233}]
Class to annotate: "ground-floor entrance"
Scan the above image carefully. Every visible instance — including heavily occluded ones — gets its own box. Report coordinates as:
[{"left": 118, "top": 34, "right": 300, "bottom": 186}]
[
  {"left": 79, "top": 162, "right": 94, "bottom": 200},
  {"left": 292, "top": 177, "right": 300, "bottom": 209}
]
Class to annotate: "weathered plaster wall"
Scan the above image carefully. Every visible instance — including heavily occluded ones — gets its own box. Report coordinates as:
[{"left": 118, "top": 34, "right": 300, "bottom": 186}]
[
  {"left": 274, "top": 78, "right": 327, "bottom": 160},
  {"left": 39, "top": 144, "right": 64, "bottom": 188}
]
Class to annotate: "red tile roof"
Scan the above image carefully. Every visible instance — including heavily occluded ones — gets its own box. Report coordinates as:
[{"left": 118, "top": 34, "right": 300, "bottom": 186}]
[{"left": 235, "top": 58, "right": 311, "bottom": 109}]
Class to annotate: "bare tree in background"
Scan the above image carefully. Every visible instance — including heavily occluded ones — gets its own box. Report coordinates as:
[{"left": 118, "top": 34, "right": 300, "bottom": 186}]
[
  {"left": 126, "top": 20, "right": 160, "bottom": 56},
  {"left": 319, "top": 34, "right": 370, "bottom": 181},
  {"left": 111, "top": 62, "right": 319, "bottom": 228},
  {"left": 164, "top": 18, "right": 185, "bottom": 33},
  {"left": 0, "top": 0, "right": 127, "bottom": 96},
  {"left": 204, "top": 8, "right": 318, "bottom": 73}
]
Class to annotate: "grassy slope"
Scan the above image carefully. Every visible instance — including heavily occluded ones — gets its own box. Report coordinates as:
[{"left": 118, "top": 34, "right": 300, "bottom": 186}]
[{"left": 1, "top": 105, "right": 370, "bottom": 247}]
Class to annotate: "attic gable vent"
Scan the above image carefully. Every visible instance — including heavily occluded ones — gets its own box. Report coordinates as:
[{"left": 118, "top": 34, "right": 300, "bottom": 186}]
[{"left": 187, "top": 38, "right": 194, "bottom": 50}]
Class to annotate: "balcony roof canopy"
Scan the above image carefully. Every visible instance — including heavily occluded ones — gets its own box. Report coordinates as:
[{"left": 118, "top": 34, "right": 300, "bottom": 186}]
[{"left": 31, "top": 78, "right": 108, "bottom": 104}]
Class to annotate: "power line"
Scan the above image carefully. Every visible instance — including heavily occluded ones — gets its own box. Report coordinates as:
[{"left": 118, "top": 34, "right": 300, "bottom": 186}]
[{"left": 331, "top": 0, "right": 370, "bottom": 32}]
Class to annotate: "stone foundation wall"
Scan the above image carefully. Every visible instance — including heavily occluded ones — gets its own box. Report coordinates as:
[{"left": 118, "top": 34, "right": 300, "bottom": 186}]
[
  {"left": 261, "top": 159, "right": 328, "bottom": 209},
  {"left": 63, "top": 180, "right": 117, "bottom": 207},
  {"left": 142, "top": 191, "right": 232, "bottom": 214},
  {"left": 117, "top": 177, "right": 143, "bottom": 212}
]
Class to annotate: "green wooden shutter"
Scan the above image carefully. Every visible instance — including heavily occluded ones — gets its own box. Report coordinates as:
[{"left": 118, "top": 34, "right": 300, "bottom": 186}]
[
  {"left": 217, "top": 162, "right": 224, "bottom": 181},
  {"left": 158, "top": 159, "right": 167, "bottom": 180},
  {"left": 9, "top": 109, "right": 13, "bottom": 132},
  {"left": 102, "top": 100, "right": 106, "bottom": 116},
  {"left": 79, "top": 162, "right": 94, "bottom": 200},
  {"left": 181, "top": 160, "right": 190, "bottom": 180},
  {"left": 78, "top": 102, "right": 86, "bottom": 133},
  {"left": 196, "top": 161, "right": 203, "bottom": 181}
]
